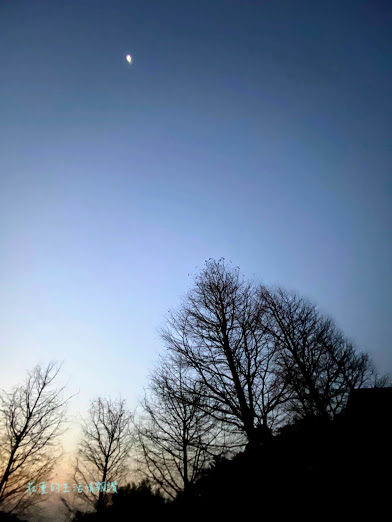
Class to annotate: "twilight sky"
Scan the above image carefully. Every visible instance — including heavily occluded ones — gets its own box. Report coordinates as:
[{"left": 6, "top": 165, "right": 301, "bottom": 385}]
[{"left": 1, "top": 0, "right": 391, "bottom": 451}]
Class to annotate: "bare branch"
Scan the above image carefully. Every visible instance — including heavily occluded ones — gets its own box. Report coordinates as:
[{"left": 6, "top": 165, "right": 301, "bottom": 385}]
[{"left": 0, "top": 361, "right": 73, "bottom": 517}]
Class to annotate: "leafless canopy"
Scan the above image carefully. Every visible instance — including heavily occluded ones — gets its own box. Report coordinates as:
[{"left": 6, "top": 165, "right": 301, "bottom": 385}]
[
  {"left": 0, "top": 362, "right": 71, "bottom": 516},
  {"left": 160, "top": 258, "right": 287, "bottom": 447},
  {"left": 158, "top": 258, "right": 387, "bottom": 448},
  {"left": 73, "top": 396, "right": 134, "bottom": 511},
  {"left": 260, "top": 287, "right": 388, "bottom": 420},
  {"left": 135, "top": 356, "right": 224, "bottom": 499}
]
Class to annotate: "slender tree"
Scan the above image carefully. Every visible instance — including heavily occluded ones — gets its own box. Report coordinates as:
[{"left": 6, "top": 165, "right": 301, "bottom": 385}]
[
  {"left": 135, "top": 356, "right": 224, "bottom": 499},
  {"left": 0, "top": 362, "right": 71, "bottom": 517},
  {"left": 72, "top": 396, "right": 134, "bottom": 513}
]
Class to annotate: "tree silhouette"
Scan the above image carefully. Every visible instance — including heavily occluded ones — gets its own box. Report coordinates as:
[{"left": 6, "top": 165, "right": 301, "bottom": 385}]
[
  {"left": 135, "top": 355, "right": 223, "bottom": 498},
  {"left": 259, "top": 287, "right": 388, "bottom": 420},
  {"left": 0, "top": 362, "right": 71, "bottom": 518},
  {"left": 159, "top": 258, "right": 389, "bottom": 449},
  {"left": 70, "top": 397, "right": 134, "bottom": 515},
  {"left": 160, "top": 258, "right": 288, "bottom": 448}
]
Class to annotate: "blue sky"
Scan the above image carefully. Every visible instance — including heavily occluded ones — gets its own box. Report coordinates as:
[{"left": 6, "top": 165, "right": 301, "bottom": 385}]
[{"left": 1, "top": 0, "right": 391, "bottom": 443}]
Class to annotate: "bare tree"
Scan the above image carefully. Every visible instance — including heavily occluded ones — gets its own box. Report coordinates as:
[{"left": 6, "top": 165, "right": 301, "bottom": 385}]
[
  {"left": 160, "top": 258, "right": 287, "bottom": 449},
  {"left": 135, "top": 355, "right": 224, "bottom": 499},
  {"left": 259, "top": 287, "right": 386, "bottom": 420},
  {"left": 0, "top": 362, "right": 71, "bottom": 517},
  {"left": 71, "top": 396, "right": 134, "bottom": 513}
]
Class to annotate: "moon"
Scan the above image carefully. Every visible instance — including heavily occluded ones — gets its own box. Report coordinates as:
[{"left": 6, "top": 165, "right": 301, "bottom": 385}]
[{"left": 126, "top": 54, "right": 132, "bottom": 63}]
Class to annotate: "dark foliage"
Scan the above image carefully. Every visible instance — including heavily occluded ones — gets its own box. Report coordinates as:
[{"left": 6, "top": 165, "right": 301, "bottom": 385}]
[
  {"left": 177, "top": 389, "right": 392, "bottom": 518},
  {"left": 75, "top": 388, "right": 391, "bottom": 520},
  {"left": 71, "top": 480, "right": 167, "bottom": 521},
  {"left": 0, "top": 513, "right": 27, "bottom": 522}
]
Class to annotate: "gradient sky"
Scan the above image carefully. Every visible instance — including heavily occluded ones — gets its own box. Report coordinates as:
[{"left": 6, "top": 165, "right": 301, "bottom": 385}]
[{"left": 1, "top": 0, "right": 391, "bottom": 459}]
